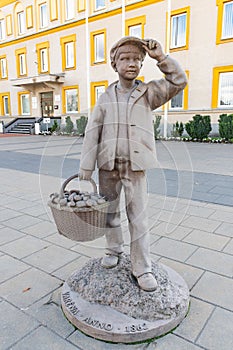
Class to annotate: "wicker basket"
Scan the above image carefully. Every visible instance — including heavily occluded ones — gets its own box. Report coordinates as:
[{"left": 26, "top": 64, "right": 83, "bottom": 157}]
[{"left": 48, "top": 174, "right": 108, "bottom": 242}]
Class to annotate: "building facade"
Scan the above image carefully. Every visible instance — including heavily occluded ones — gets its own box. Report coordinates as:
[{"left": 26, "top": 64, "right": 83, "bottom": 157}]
[{"left": 0, "top": 0, "right": 233, "bottom": 134}]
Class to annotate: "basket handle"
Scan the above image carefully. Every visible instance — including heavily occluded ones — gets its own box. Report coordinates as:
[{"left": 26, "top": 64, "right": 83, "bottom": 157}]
[{"left": 60, "top": 174, "right": 97, "bottom": 198}]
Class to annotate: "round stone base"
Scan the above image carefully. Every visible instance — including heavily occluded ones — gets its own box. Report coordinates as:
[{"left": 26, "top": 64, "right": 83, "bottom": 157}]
[{"left": 61, "top": 256, "right": 189, "bottom": 343}]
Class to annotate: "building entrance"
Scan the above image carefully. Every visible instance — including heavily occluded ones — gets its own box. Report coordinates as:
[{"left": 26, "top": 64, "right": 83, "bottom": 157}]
[{"left": 40, "top": 92, "right": 53, "bottom": 117}]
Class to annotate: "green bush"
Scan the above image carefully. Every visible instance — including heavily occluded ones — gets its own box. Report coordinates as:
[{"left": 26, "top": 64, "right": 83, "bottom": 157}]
[
  {"left": 76, "top": 116, "right": 88, "bottom": 136},
  {"left": 153, "top": 115, "right": 161, "bottom": 139},
  {"left": 51, "top": 120, "right": 59, "bottom": 133},
  {"left": 65, "top": 116, "right": 74, "bottom": 134},
  {"left": 171, "top": 121, "right": 184, "bottom": 137},
  {"left": 218, "top": 114, "right": 233, "bottom": 140},
  {"left": 185, "top": 114, "right": 212, "bottom": 140}
]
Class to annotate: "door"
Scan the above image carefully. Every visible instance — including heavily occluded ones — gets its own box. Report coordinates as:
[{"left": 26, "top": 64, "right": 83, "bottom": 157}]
[{"left": 40, "top": 92, "right": 53, "bottom": 117}]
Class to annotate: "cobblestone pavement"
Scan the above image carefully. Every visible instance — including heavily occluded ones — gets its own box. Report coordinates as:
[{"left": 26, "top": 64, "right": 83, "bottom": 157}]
[{"left": 0, "top": 135, "right": 233, "bottom": 350}]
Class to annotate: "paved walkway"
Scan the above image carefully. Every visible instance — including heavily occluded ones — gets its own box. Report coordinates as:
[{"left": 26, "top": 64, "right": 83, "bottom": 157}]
[{"left": 0, "top": 136, "right": 233, "bottom": 350}]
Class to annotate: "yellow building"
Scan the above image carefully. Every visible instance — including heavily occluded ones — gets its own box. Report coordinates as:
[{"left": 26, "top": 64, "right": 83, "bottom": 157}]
[{"left": 0, "top": 0, "right": 233, "bottom": 135}]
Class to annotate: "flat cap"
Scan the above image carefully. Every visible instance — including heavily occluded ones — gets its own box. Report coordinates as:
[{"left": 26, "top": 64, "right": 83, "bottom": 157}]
[{"left": 110, "top": 36, "right": 147, "bottom": 63}]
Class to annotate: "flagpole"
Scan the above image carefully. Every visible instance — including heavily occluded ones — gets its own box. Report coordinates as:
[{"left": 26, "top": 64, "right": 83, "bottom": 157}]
[
  {"left": 85, "top": 0, "right": 91, "bottom": 119},
  {"left": 164, "top": 0, "right": 171, "bottom": 138}
]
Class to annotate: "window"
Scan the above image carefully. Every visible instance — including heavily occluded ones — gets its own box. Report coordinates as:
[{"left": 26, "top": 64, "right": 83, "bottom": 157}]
[
  {"left": 39, "top": 3, "right": 48, "bottom": 28},
  {"left": 65, "top": 0, "right": 74, "bottom": 20},
  {"left": 170, "top": 7, "right": 190, "bottom": 51},
  {"left": 90, "top": 81, "right": 108, "bottom": 107},
  {"left": 217, "top": 0, "right": 233, "bottom": 43},
  {"left": 0, "top": 56, "right": 7, "bottom": 79},
  {"left": 95, "top": 0, "right": 105, "bottom": 11},
  {"left": 60, "top": 34, "right": 76, "bottom": 70},
  {"left": 17, "top": 11, "right": 25, "bottom": 35},
  {"left": 212, "top": 66, "right": 233, "bottom": 108},
  {"left": 36, "top": 42, "right": 49, "bottom": 73},
  {"left": 170, "top": 70, "right": 189, "bottom": 110},
  {"left": 15, "top": 48, "right": 27, "bottom": 77},
  {"left": 91, "top": 30, "right": 106, "bottom": 65},
  {"left": 62, "top": 86, "right": 79, "bottom": 113},
  {"left": 0, "top": 19, "right": 6, "bottom": 40},
  {"left": 18, "top": 92, "right": 30, "bottom": 115},
  {"left": 65, "top": 42, "right": 74, "bottom": 68},
  {"left": 125, "top": 16, "right": 146, "bottom": 38},
  {"left": 0, "top": 93, "right": 10, "bottom": 116}
]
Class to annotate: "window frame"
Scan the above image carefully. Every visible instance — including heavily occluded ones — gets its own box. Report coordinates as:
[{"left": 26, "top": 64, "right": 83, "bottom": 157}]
[
  {"left": 65, "top": 0, "right": 75, "bottom": 20},
  {"left": 15, "top": 47, "right": 27, "bottom": 77},
  {"left": 39, "top": 2, "right": 48, "bottom": 28},
  {"left": 17, "top": 10, "right": 26, "bottom": 35},
  {"left": 212, "top": 65, "right": 233, "bottom": 108},
  {"left": 0, "top": 18, "right": 6, "bottom": 40},
  {"left": 0, "top": 93, "right": 11, "bottom": 116},
  {"left": 90, "top": 29, "right": 106, "bottom": 65},
  {"left": 169, "top": 7, "right": 190, "bottom": 52},
  {"left": 36, "top": 42, "right": 50, "bottom": 74},
  {"left": 125, "top": 15, "right": 146, "bottom": 38},
  {"left": 0, "top": 55, "right": 7, "bottom": 79},
  {"left": 90, "top": 81, "right": 108, "bottom": 108},
  {"left": 62, "top": 86, "right": 79, "bottom": 114},
  {"left": 94, "top": 0, "right": 106, "bottom": 12},
  {"left": 216, "top": 0, "right": 233, "bottom": 44},
  {"left": 18, "top": 91, "right": 31, "bottom": 116},
  {"left": 169, "top": 70, "right": 189, "bottom": 110},
  {"left": 60, "top": 34, "right": 76, "bottom": 71}
]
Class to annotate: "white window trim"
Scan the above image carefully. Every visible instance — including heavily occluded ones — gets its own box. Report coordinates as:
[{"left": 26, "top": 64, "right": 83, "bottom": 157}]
[
  {"left": 0, "top": 19, "right": 6, "bottom": 40},
  {"left": 94, "top": 33, "right": 104, "bottom": 63},
  {"left": 65, "top": 89, "right": 78, "bottom": 113},
  {"left": 40, "top": 3, "right": 48, "bottom": 28},
  {"left": 171, "top": 13, "right": 187, "bottom": 49},
  {"left": 222, "top": 1, "right": 233, "bottom": 39},
  {"left": 0, "top": 58, "right": 7, "bottom": 78},
  {"left": 18, "top": 11, "right": 25, "bottom": 35},
  {"left": 20, "top": 94, "right": 30, "bottom": 115},
  {"left": 218, "top": 71, "right": 233, "bottom": 107}
]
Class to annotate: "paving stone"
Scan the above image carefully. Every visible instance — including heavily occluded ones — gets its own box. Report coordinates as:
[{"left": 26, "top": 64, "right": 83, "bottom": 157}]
[
  {"left": 151, "top": 237, "right": 197, "bottom": 262},
  {"left": 52, "top": 255, "right": 90, "bottom": 281},
  {"left": 10, "top": 326, "right": 79, "bottom": 350},
  {"left": 71, "top": 237, "right": 107, "bottom": 258},
  {"left": 155, "top": 210, "right": 189, "bottom": 226},
  {"left": 44, "top": 233, "right": 78, "bottom": 249},
  {"left": 223, "top": 238, "right": 233, "bottom": 254},
  {"left": 0, "top": 226, "right": 25, "bottom": 245},
  {"left": 183, "top": 229, "right": 230, "bottom": 250},
  {"left": 0, "top": 208, "right": 22, "bottom": 222},
  {"left": 3, "top": 215, "right": 43, "bottom": 230},
  {"left": 0, "top": 267, "right": 62, "bottom": 309},
  {"left": 150, "top": 221, "right": 192, "bottom": 240},
  {"left": 21, "top": 220, "right": 57, "bottom": 238},
  {"left": 23, "top": 245, "right": 79, "bottom": 273},
  {"left": 181, "top": 215, "right": 221, "bottom": 232},
  {"left": 174, "top": 298, "right": 214, "bottom": 342},
  {"left": 1, "top": 236, "right": 51, "bottom": 259},
  {"left": 68, "top": 328, "right": 150, "bottom": 350},
  {"left": 147, "top": 333, "right": 202, "bottom": 349},
  {"left": 26, "top": 293, "right": 75, "bottom": 338},
  {"left": 196, "top": 307, "right": 233, "bottom": 350},
  {"left": 20, "top": 204, "right": 47, "bottom": 217},
  {"left": 185, "top": 205, "right": 215, "bottom": 218},
  {"left": 0, "top": 255, "right": 29, "bottom": 283},
  {"left": 1, "top": 300, "right": 39, "bottom": 350},
  {"left": 159, "top": 258, "right": 203, "bottom": 290},
  {"left": 4, "top": 198, "right": 36, "bottom": 210},
  {"left": 186, "top": 247, "right": 233, "bottom": 277},
  {"left": 215, "top": 222, "right": 233, "bottom": 237},
  {"left": 191, "top": 272, "right": 233, "bottom": 311}
]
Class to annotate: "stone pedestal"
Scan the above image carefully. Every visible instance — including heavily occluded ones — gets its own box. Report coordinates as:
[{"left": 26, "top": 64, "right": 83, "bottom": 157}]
[{"left": 61, "top": 254, "right": 189, "bottom": 343}]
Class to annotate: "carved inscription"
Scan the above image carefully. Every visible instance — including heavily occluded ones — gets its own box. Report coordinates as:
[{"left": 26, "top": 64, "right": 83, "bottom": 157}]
[
  {"left": 62, "top": 291, "right": 80, "bottom": 316},
  {"left": 83, "top": 317, "right": 113, "bottom": 331},
  {"left": 125, "top": 323, "right": 149, "bottom": 333}
]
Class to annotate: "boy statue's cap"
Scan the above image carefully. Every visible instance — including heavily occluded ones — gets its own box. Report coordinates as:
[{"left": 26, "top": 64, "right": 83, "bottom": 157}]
[{"left": 110, "top": 36, "right": 147, "bottom": 63}]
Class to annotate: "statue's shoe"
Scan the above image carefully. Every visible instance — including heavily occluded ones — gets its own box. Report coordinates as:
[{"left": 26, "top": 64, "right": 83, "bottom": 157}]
[
  {"left": 136, "top": 273, "right": 158, "bottom": 292},
  {"left": 101, "top": 254, "right": 119, "bottom": 268}
]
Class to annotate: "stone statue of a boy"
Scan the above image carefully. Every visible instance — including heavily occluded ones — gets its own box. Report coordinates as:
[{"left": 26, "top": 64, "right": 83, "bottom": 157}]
[{"left": 79, "top": 36, "right": 187, "bottom": 292}]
